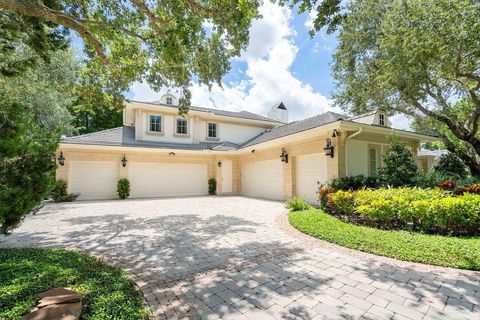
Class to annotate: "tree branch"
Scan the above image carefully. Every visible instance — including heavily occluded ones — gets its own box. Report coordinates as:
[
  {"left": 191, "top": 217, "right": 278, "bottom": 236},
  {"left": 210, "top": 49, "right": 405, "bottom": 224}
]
[
  {"left": 0, "top": 0, "right": 110, "bottom": 65},
  {"left": 129, "top": 0, "right": 167, "bottom": 34}
]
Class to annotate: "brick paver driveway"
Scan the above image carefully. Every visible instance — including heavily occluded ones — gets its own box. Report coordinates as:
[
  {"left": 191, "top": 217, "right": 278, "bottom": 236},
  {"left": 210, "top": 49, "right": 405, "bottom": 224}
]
[{"left": 1, "top": 197, "right": 479, "bottom": 320}]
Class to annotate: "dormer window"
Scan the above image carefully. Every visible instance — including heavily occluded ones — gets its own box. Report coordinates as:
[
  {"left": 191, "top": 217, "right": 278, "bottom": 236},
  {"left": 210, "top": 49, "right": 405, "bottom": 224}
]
[
  {"left": 149, "top": 115, "right": 162, "bottom": 132},
  {"left": 176, "top": 118, "right": 188, "bottom": 135},
  {"left": 166, "top": 97, "right": 173, "bottom": 106},
  {"left": 379, "top": 114, "right": 385, "bottom": 126}
]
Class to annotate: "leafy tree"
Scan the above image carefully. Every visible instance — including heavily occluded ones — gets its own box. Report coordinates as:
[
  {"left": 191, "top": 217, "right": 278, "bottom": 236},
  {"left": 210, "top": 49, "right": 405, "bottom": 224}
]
[
  {"left": 0, "top": 49, "right": 78, "bottom": 234},
  {"left": 379, "top": 136, "right": 419, "bottom": 187},
  {"left": 1, "top": 0, "right": 260, "bottom": 114},
  {"left": 0, "top": 96, "right": 59, "bottom": 234},
  {"left": 300, "top": 0, "right": 480, "bottom": 174}
]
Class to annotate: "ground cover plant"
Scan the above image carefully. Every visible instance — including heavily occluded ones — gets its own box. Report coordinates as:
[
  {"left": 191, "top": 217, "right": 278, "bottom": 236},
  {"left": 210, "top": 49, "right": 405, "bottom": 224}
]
[
  {"left": 289, "top": 209, "right": 480, "bottom": 270},
  {"left": 0, "top": 248, "right": 148, "bottom": 320}
]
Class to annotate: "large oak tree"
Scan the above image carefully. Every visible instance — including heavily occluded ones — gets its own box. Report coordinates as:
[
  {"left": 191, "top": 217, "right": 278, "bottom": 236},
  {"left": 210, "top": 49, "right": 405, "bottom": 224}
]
[
  {"left": 0, "top": 0, "right": 260, "bottom": 113},
  {"left": 298, "top": 0, "right": 480, "bottom": 174}
]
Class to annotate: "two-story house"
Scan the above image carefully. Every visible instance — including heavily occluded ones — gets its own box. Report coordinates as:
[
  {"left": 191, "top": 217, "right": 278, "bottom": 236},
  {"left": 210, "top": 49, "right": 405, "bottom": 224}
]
[{"left": 56, "top": 94, "right": 437, "bottom": 202}]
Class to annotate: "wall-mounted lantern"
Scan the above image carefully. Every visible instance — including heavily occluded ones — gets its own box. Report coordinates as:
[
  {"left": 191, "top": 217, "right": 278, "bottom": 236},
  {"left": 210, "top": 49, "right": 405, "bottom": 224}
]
[
  {"left": 251, "top": 149, "right": 256, "bottom": 154},
  {"left": 324, "top": 138, "right": 334, "bottom": 158},
  {"left": 332, "top": 129, "right": 340, "bottom": 138},
  {"left": 280, "top": 148, "right": 288, "bottom": 163},
  {"left": 218, "top": 161, "right": 222, "bottom": 167},
  {"left": 57, "top": 151, "right": 65, "bottom": 166},
  {"left": 121, "top": 154, "right": 128, "bottom": 167},
  {"left": 169, "top": 152, "right": 176, "bottom": 156}
]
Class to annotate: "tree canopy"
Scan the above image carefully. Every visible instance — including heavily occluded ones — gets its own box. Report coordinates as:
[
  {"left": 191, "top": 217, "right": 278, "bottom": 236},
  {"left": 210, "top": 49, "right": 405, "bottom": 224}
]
[
  {"left": 0, "top": 0, "right": 260, "bottom": 114},
  {"left": 302, "top": 0, "right": 480, "bottom": 174}
]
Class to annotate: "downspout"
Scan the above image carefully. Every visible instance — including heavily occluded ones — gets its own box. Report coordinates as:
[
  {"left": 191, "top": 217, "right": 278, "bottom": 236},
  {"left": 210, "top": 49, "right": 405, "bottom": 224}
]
[{"left": 345, "top": 127, "right": 363, "bottom": 176}]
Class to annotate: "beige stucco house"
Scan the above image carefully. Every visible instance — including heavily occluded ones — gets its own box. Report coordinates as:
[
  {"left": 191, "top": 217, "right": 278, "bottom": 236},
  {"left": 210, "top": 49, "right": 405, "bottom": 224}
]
[{"left": 56, "top": 94, "right": 437, "bottom": 203}]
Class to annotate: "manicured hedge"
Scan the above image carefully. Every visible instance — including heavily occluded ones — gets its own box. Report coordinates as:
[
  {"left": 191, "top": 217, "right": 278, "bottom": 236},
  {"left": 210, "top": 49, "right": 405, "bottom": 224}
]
[{"left": 323, "top": 188, "right": 480, "bottom": 236}]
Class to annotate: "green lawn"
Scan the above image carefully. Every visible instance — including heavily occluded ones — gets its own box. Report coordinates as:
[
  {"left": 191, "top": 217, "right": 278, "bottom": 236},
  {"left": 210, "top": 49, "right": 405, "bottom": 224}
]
[
  {"left": 0, "top": 248, "right": 148, "bottom": 320},
  {"left": 289, "top": 209, "right": 480, "bottom": 270}
]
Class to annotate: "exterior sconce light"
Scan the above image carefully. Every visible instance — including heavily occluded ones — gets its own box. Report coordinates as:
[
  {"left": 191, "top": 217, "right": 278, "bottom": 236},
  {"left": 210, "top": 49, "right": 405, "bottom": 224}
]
[
  {"left": 169, "top": 152, "right": 176, "bottom": 156},
  {"left": 218, "top": 161, "right": 222, "bottom": 167},
  {"left": 324, "top": 138, "right": 334, "bottom": 158},
  {"left": 121, "top": 154, "right": 128, "bottom": 167},
  {"left": 332, "top": 129, "right": 340, "bottom": 138},
  {"left": 57, "top": 151, "right": 65, "bottom": 166},
  {"left": 251, "top": 149, "right": 256, "bottom": 154},
  {"left": 280, "top": 148, "right": 288, "bottom": 163}
]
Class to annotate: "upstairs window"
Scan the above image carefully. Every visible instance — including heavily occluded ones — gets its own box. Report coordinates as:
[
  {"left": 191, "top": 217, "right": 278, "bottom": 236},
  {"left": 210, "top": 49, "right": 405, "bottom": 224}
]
[
  {"left": 379, "top": 114, "right": 385, "bottom": 126},
  {"left": 149, "top": 115, "right": 162, "bottom": 132},
  {"left": 166, "top": 97, "right": 173, "bottom": 105},
  {"left": 176, "top": 118, "right": 188, "bottom": 135},
  {"left": 208, "top": 123, "right": 217, "bottom": 138}
]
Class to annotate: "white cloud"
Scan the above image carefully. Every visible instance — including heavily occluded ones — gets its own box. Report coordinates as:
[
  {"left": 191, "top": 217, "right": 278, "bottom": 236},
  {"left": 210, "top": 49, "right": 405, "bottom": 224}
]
[
  {"left": 130, "top": 2, "right": 335, "bottom": 122},
  {"left": 390, "top": 114, "right": 413, "bottom": 131}
]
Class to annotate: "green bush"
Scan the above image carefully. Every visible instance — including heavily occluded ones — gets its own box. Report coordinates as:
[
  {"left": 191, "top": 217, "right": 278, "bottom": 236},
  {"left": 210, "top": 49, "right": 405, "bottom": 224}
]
[
  {"left": 117, "top": 178, "right": 130, "bottom": 199},
  {"left": 51, "top": 180, "right": 79, "bottom": 202},
  {"left": 286, "top": 197, "right": 311, "bottom": 211},
  {"left": 327, "top": 190, "right": 355, "bottom": 216},
  {"left": 433, "top": 153, "right": 469, "bottom": 179},
  {"left": 208, "top": 178, "right": 216, "bottom": 195},
  {"left": 328, "top": 175, "right": 379, "bottom": 191},
  {"left": 379, "top": 136, "right": 419, "bottom": 187},
  {"left": 326, "top": 188, "right": 479, "bottom": 235}
]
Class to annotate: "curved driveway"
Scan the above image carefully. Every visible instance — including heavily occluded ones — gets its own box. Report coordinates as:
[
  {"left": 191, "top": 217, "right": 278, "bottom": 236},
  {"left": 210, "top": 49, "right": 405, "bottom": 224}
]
[{"left": 1, "top": 197, "right": 479, "bottom": 320}]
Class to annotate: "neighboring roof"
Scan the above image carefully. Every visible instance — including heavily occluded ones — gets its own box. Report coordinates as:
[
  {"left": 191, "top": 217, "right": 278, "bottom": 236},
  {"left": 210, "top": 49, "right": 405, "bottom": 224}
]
[
  {"left": 417, "top": 149, "right": 448, "bottom": 158},
  {"left": 348, "top": 110, "right": 378, "bottom": 120},
  {"left": 61, "top": 126, "right": 241, "bottom": 151},
  {"left": 132, "top": 100, "right": 282, "bottom": 124},
  {"left": 241, "top": 111, "right": 346, "bottom": 148}
]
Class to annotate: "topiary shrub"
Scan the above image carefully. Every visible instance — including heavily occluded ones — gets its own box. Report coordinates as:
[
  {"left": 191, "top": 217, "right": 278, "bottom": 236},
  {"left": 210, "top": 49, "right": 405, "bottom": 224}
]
[
  {"left": 117, "top": 178, "right": 130, "bottom": 199},
  {"left": 379, "top": 136, "right": 419, "bottom": 187},
  {"left": 208, "top": 178, "right": 217, "bottom": 195},
  {"left": 51, "top": 180, "right": 79, "bottom": 202},
  {"left": 286, "top": 197, "right": 311, "bottom": 211}
]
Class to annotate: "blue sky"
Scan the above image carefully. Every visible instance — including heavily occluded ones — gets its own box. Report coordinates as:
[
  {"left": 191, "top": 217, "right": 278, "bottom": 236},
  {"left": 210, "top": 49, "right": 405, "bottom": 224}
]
[{"left": 104, "top": 2, "right": 411, "bottom": 129}]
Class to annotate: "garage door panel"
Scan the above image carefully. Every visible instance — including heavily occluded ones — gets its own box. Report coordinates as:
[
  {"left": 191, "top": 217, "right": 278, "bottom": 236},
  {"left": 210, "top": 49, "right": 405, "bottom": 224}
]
[
  {"left": 295, "top": 154, "right": 327, "bottom": 204},
  {"left": 69, "top": 161, "right": 119, "bottom": 200},
  {"left": 129, "top": 163, "right": 208, "bottom": 198},
  {"left": 242, "top": 159, "right": 283, "bottom": 200}
]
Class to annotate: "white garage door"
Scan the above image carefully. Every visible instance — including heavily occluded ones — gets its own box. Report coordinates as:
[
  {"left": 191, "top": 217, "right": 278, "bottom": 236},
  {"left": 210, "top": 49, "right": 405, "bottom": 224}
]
[
  {"left": 296, "top": 153, "right": 328, "bottom": 204},
  {"left": 129, "top": 162, "right": 208, "bottom": 198},
  {"left": 69, "top": 161, "right": 119, "bottom": 200},
  {"left": 242, "top": 159, "right": 284, "bottom": 200}
]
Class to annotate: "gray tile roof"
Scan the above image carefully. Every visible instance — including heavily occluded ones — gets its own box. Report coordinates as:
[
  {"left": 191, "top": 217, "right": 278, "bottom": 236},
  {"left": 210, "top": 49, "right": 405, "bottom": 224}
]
[
  {"left": 241, "top": 111, "right": 346, "bottom": 148},
  {"left": 61, "top": 111, "right": 347, "bottom": 151},
  {"left": 135, "top": 100, "right": 282, "bottom": 123},
  {"left": 61, "top": 126, "right": 241, "bottom": 151}
]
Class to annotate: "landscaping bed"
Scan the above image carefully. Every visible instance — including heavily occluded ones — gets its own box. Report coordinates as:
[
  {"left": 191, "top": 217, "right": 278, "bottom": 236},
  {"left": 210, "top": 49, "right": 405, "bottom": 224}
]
[
  {"left": 289, "top": 209, "right": 480, "bottom": 270},
  {"left": 0, "top": 248, "right": 148, "bottom": 320}
]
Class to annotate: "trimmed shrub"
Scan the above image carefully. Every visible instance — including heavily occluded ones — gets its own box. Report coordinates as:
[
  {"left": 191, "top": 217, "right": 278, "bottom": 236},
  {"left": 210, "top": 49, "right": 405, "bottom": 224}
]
[
  {"left": 433, "top": 153, "right": 469, "bottom": 178},
  {"left": 117, "top": 178, "right": 130, "bottom": 199},
  {"left": 286, "top": 197, "right": 311, "bottom": 211},
  {"left": 51, "top": 180, "right": 79, "bottom": 202},
  {"left": 325, "top": 188, "right": 479, "bottom": 235},
  {"left": 328, "top": 175, "right": 379, "bottom": 191},
  {"left": 208, "top": 178, "right": 217, "bottom": 195},
  {"left": 379, "top": 137, "right": 419, "bottom": 187},
  {"left": 327, "top": 190, "right": 355, "bottom": 216}
]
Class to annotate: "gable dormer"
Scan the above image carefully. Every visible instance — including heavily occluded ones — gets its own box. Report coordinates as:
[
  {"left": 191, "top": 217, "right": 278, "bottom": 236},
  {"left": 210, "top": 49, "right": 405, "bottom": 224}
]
[{"left": 350, "top": 109, "right": 390, "bottom": 127}]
